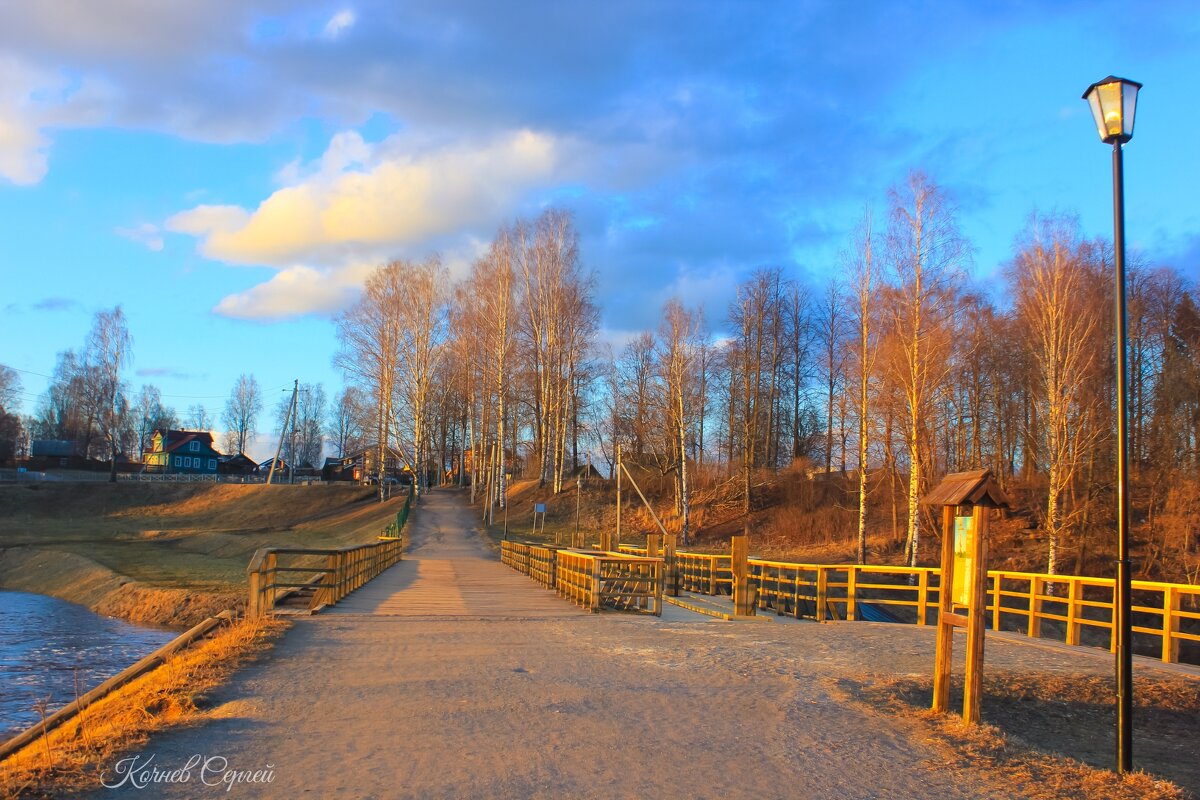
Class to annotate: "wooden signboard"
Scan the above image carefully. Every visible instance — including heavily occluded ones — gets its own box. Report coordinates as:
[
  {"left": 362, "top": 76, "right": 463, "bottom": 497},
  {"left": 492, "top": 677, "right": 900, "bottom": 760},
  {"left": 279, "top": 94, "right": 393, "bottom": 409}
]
[{"left": 921, "top": 469, "right": 1010, "bottom": 726}]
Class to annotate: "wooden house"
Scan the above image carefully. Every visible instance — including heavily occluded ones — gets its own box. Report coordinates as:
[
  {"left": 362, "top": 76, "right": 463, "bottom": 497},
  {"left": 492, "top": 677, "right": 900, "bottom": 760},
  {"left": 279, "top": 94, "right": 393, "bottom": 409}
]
[
  {"left": 218, "top": 453, "right": 259, "bottom": 476},
  {"left": 143, "top": 429, "right": 222, "bottom": 474}
]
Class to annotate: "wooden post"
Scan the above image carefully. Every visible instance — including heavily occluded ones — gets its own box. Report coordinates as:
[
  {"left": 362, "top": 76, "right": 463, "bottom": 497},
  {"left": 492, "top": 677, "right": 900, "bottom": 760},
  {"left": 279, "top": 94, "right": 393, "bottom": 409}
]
[
  {"left": 1163, "top": 586, "right": 1180, "bottom": 663},
  {"left": 664, "top": 533, "right": 678, "bottom": 597},
  {"left": 932, "top": 505, "right": 955, "bottom": 714},
  {"left": 646, "top": 533, "right": 661, "bottom": 560},
  {"left": 731, "top": 534, "right": 754, "bottom": 617},
  {"left": 991, "top": 572, "right": 1001, "bottom": 631},
  {"left": 247, "top": 568, "right": 263, "bottom": 619},
  {"left": 614, "top": 444, "right": 621, "bottom": 552},
  {"left": 590, "top": 558, "right": 602, "bottom": 613},
  {"left": 264, "top": 552, "right": 277, "bottom": 613},
  {"left": 917, "top": 568, "right": 929, "bottom": 626},
  {"left": 1066, "top": 578, "right": 1081, "bottom": 646},
  {"left": 962, "top": 504, "right": 988, "bottom": 726},
  {"left": 846, "top": 567, "right": 858, "bottom": 621},
  {"left": 1029, "top": 576, "right": 1043, "bottom": 638},
  {"left": 816, "top": 567, "right": 828, "bottom": 622}
]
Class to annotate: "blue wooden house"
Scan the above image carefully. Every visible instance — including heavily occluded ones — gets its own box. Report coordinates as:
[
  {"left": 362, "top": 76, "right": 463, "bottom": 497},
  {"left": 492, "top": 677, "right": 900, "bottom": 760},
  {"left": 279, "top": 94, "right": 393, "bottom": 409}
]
[{"left": 143, "top": 429, "right": 222, "bottom": 474}]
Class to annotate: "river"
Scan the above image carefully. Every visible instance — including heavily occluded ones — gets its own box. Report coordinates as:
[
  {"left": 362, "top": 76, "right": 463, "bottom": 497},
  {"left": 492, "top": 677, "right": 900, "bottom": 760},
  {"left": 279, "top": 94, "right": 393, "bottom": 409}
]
[{"left": 0, "top": 590, "right": 177, "bottom": 739}]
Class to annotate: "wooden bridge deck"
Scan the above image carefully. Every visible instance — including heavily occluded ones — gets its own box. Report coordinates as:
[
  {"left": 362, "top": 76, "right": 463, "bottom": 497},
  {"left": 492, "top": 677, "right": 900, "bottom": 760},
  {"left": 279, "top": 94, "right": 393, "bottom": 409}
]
[{"left": 326, "top": 554, "right": 583, "bottom": 617}]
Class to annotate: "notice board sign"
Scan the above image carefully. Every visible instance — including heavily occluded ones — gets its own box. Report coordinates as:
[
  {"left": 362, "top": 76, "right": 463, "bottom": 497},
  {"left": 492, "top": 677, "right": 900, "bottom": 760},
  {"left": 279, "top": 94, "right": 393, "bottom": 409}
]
[{"left": 952, "top": 515, "right": 975, "bottom": 607}]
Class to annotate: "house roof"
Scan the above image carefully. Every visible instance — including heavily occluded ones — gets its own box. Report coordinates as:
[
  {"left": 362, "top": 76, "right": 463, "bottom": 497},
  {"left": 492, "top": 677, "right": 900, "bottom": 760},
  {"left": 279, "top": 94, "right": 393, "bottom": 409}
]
[
  {"left": 151, "top": 429, "right": 218, "bottom": 455},
  {"left": 920, "top": 469, "right": 1011, "bottom": 508}
]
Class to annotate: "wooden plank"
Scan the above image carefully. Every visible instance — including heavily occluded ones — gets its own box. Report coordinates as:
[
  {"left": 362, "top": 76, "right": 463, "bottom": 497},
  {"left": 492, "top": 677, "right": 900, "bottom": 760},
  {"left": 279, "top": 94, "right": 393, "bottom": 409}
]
[
  {"left": 962, "top": 505, "right": 988, "bottom": 726},
  {"left": 933, "top": 505, "right": 954, "bottom": 714}
]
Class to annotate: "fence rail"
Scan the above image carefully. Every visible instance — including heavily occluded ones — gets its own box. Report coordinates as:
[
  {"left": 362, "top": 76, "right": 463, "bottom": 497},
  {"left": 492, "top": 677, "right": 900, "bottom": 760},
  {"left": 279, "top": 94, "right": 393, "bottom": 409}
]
[
  {"left": 246, "top": 538, "right": 404, "bottom": 617},
  {"left": 647, "top": 551, "right": 1199, "bottom": 663},
  {"left": 553, "top": 549, "right": 664, "bottom": 614}
]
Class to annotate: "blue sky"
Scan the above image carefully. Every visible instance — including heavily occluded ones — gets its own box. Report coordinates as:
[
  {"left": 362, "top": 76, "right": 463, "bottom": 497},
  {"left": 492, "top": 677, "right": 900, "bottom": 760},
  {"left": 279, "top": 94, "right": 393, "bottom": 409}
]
[{"left": 2, "top": 1, "right": 1198, "bottom": 458}]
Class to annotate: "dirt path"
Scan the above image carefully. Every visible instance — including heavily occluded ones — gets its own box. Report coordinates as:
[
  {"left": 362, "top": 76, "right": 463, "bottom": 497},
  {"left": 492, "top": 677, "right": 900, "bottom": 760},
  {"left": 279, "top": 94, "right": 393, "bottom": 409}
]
[{"left": 77, "top": 490, "right": 1155, "bottom": 799}]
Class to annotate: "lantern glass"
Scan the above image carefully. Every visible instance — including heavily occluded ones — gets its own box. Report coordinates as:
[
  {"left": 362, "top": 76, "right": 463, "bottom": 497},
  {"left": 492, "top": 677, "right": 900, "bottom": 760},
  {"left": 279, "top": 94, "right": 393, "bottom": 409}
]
[
  {"left": 1121, "top": 81, "right": 1139, "bottom": 139},
  {"left": 1083, "top": 76, "right": 1141, "bottom": 144}
]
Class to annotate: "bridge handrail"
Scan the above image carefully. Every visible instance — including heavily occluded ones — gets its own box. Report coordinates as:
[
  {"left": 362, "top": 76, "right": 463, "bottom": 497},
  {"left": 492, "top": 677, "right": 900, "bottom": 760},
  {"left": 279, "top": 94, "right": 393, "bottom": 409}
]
[
  {"left": 247, "top": 538, "right": 403, "bottom": 617},
  {"left": 653, "top": 549, "right": 1200, "bottom": 663},
  {"left": 553, "top": 550, "right": 664, "bottom": 615}
]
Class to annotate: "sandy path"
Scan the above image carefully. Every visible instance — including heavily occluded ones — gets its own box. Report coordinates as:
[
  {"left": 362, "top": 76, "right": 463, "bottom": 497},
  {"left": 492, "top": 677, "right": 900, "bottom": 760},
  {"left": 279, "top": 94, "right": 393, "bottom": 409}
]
[{"left": 82, "top": 489, "right": 1092, "bottom": 799}]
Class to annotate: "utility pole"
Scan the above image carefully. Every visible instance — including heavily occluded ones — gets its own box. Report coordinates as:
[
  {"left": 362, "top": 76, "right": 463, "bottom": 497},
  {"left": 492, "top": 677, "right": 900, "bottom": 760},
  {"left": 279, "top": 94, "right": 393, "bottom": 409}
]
[{"left": 267, "top": 380, "right": 297, "bottom": 486}]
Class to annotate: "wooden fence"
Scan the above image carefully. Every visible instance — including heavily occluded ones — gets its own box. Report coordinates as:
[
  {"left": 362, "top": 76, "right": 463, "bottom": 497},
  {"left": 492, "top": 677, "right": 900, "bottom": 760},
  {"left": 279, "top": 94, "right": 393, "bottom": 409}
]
[
  {"left": 504, "top": 542, "right": 664, "bottom": 615},
  {"left": 658, "top": 554, "right": 1198, "bottom": 663},
  {"left": 529, "top": 545, "right": 558, "bottom": 588},
  {"left": 246, "top": 538, "right": 404, "bottom": 617},
  {"left": 553, "top": 550, "right": 664, "bottom": 614}
]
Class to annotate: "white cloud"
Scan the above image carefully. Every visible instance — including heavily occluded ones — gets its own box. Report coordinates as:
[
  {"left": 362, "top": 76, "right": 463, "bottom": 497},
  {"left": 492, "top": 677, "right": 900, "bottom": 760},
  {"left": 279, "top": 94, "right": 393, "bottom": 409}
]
[
  {"left": 322, "top": 9, "right": 356, "bottom": 40},
  {"left": 175, "top": 128, "right": 562, "bottom": 321},
  {"left": 172, "top": 128, "right": 560, "bottom": 267},
  {"left": 115, "top": 222, "right": 165, "bottom": 251},
  {"left": 0, "top": 112, "right": 48, "bottom": 185},
  {"left": 166, "top": 204, "right": 251, "bottom": 238},
  {"left": 212, "top": 262, "right": 373, "bottom": 320}
]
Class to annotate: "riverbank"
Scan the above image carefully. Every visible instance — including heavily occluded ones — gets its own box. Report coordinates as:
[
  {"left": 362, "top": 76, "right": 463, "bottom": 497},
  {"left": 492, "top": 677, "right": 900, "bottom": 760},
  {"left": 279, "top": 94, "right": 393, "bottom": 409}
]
[
  {"left": 0, "top": 616, "right": 286, "bottom": 799},
  {"left": 0, "top": 483, "right": 404, "bottom": 626}
]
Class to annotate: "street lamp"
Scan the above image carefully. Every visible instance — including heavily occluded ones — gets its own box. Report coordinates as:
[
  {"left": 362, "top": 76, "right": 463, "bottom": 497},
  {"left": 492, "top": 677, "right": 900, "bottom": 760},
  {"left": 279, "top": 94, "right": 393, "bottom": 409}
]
[{"left": 1082, "top": 74, "right": 1141, "bottom": 775}]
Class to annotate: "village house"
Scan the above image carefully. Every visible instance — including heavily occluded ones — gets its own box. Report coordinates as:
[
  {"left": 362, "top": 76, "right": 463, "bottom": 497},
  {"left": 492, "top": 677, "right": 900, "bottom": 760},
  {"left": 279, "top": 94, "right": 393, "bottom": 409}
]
[{"left": 142, "top": 429, "right": 222, "bottom": 474}]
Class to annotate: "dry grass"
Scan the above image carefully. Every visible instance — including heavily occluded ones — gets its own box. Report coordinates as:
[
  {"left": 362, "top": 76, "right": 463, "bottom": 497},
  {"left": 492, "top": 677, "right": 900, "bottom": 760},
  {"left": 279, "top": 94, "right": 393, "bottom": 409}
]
[
  {"left": 0, "top": 483, "right": 401, "bottom": 625},
  {"left": 834, "top": 670, "right": 1198, "bottom": 800},
  {"left": 0, "top": 616, "right": 287, "bottom": 799}
]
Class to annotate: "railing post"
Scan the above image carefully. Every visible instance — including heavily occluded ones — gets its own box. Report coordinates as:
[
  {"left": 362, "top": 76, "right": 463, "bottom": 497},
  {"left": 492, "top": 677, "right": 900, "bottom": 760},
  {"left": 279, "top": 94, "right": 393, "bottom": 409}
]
[
  {"left": 248, "top": 567, "right": 263, "bottom": 618},
  {"left": 816, "top": 567, "right": 828, "bottom": 622},
  {"left": 1163, "top": 586, "right": 1180, "bottom": 663},
  {"left": 328, "top": 551, "right": 341, "bottom": 605},
  {"left": 991, "top": 572, "right": 1002, "bottom": 631},
  {"left": 1028, "top": 576, "right": 1043, "bottom": 638},
  {"left": 591, "top": 558, "right": 602, "bottom": 613},
  {"left": 917, "top": 569, "right": 929, "bottom": 626},
  {"left": 732, "top": 535, "right": 754, "bottom": 617},
  {"left": 664, "top": 533, "right": 678, "bottom": 597},
  {"left": 1066, "top": 578, "right": 1080, "bottom": 647},
  {"left": 264, "top": 552, "right": 277, "bottom": 613},
  {"left": 846, "top": 567, "right": 857, "bottom": 621}
]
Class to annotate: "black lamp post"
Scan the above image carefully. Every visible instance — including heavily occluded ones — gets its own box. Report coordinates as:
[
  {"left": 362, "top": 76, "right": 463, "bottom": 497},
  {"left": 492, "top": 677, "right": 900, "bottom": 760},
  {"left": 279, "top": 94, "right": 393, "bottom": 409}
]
[{"left": 1082, "top": 74, "right": 1141, "bottom": 775}]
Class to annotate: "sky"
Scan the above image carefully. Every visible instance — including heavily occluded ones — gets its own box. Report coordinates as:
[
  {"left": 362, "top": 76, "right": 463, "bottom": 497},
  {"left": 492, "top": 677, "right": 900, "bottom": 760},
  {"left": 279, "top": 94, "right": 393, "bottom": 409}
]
[{"left": 1, "top": 1, "right": 1199, "bottom": 460}]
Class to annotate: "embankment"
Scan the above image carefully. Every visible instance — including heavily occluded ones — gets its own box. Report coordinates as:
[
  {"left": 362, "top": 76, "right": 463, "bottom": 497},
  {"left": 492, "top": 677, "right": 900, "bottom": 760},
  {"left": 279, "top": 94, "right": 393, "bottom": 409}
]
[
  {"left": 0, "top": 548, "right": 237, "bottom": 627},
  {"left": 0, "top": 482, "right": 402, "bottom": 626}
]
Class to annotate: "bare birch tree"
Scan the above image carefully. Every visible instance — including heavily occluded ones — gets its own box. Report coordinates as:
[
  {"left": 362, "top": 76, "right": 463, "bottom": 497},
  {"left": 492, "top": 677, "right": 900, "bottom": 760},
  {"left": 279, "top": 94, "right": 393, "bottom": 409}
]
[
  {"left": 222, "top": 373, "right": 262, "bottom": 455},
  {"left": 1011, "top": 214, "right": 1103, "bottom": 576},
  {"left": 886, "top": 171, "right": 965, "bottom": 567}
]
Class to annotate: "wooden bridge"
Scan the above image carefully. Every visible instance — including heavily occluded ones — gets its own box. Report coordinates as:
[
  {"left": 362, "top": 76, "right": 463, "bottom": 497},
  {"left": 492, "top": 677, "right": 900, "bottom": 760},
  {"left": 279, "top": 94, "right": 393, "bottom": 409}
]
[{"left": 102, "top": 488, "right": 1200, "bottom": 799}]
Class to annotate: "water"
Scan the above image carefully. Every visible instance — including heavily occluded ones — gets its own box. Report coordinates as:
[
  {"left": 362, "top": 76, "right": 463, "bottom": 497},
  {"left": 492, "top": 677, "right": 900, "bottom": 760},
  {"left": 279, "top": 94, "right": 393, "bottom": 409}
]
[{"left": 0, "top": 591, "right": 177, "bottom": 738}]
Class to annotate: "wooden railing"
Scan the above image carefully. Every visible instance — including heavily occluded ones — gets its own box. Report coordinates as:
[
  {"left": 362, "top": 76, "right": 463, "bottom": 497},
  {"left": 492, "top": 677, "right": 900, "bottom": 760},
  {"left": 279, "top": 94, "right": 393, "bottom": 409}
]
[
  {"left": 651, "top": 553, "right": 1197, "bottom": 663},
  {"left": 528, "top": 545, "right": 558, "bottom": 588},
  {"left": 501, "top": 541, "right": 531, "bottom": 573},
  {"left": 380, "top": 487, "right": 415, "bottom": 539},
  {"left": 554, "top": 550, "right": 664, "bottom": 615},
  {"left": 246, "top": 538, "right": 403, "bottom": 617}
]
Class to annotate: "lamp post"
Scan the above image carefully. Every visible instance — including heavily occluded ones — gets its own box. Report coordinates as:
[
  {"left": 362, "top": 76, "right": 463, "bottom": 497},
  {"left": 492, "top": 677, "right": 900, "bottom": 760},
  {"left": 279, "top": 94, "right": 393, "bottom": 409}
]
[{"left": 1082, "top": 74, "right": 1141, "bottom": 775}]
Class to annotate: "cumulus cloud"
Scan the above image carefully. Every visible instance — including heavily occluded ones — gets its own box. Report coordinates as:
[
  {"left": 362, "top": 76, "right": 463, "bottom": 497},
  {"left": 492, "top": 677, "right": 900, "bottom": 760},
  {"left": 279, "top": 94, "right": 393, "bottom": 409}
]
[
  {"left": 172, "top": 129, "right": 559, "bottom": 267},
  {"left": 213, "top": 263, "right": 374, "bottom": 320},
  {"left": 115, "top": 222, "right": 165, "bottom": 251},
  {"left": 166, "top": 128, "right": 561, "bottom": 319}
]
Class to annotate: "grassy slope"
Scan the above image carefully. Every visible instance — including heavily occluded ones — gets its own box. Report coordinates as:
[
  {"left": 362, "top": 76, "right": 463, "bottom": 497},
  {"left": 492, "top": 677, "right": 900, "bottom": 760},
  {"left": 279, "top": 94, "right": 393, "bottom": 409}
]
[{"left": 0, "top": 483, "right": 404, "bottom": 625}]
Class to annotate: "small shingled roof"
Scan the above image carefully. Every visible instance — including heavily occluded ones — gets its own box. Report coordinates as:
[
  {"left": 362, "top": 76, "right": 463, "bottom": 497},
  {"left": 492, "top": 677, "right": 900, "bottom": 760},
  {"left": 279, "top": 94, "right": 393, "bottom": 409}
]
[{"left": 920, "top": 468, "right": 1011, "bottom": 508}]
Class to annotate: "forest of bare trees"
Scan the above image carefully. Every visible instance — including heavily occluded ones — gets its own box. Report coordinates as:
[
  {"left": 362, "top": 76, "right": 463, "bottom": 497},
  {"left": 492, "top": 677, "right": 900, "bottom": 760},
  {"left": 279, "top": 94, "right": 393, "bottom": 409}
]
[{"left": 329, "top": 180, "right": 1199, "bottom": 584}]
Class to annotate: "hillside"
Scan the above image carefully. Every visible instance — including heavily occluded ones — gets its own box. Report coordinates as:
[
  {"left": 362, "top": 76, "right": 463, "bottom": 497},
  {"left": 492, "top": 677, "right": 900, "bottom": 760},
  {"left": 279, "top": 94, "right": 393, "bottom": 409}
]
[{"left": 0, "top": 483, "right": 404, "bottom": 625}]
